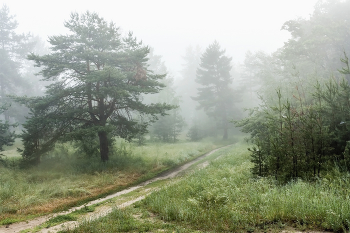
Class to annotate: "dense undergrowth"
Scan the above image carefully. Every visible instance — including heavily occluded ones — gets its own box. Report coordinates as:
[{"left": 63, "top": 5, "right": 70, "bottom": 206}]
[
  {"left": 66, "top": 142, "right": 350, "bottom": 232},
  {"left": 236, "top": 74, "right": 350, "bottom": 182},
  {"left": 0, "top": 138, "right": 228, "bottom": 225}
]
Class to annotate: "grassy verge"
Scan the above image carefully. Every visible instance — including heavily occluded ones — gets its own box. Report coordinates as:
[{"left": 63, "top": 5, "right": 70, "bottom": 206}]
[
  {"left": 141, "top": 141, "right": 350, "bottom": 232},
  {"left": 65, "top": 141, "right": 350, "bottom": 232},
  {"left": 64, "top": 206, "right": 189, "bottom": 233},
  {"left": 0, "top": 138, "right": 231, "bottom": 225}
]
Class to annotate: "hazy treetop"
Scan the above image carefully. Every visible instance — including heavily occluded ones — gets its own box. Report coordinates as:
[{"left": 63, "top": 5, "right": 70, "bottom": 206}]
[{"left": 2, "top": 0, "right": 318, "bottom": 77}]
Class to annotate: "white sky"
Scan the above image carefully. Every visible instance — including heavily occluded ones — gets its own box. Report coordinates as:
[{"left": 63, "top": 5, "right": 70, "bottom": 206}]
[{"left": 2, "top": 0, "right": 319, "bottom": 78}]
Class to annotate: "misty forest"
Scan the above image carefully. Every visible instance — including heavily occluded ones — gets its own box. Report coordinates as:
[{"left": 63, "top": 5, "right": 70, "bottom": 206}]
[{"left": 1, "top": 0, "right": 350, "bottom": 232}]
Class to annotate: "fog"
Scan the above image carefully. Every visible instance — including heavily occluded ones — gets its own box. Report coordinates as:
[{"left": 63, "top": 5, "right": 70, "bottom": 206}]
[
  {"left": 3, "top": 2, "right": 350, "bottom": 229},
  {"left": 4, "top": 0, "right": 347, "bottom": 146},
  {"left": 2, "top": 0, "right": 350, "bottom": 186},
  {"left": 2, "top": 0, "right": 317, "bottom": 77}
]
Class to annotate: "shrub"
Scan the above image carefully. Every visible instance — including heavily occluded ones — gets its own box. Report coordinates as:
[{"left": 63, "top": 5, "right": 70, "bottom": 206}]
[{"left": 236, "top": 76, "right": 350, "bottom": 182}]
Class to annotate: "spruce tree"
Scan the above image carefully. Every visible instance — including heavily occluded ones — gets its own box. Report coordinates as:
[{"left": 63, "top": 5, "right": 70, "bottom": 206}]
[
  {"left": 22, "top": 12, "right": 173, "bottom": 163},
  {"left": 193, "top": 41, "right": 235, "bottom": 139}
]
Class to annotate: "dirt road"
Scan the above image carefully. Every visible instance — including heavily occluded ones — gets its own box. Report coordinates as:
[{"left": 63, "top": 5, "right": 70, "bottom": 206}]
[{"left": 0, "top": 145, "right": 231, "bottom": 233}]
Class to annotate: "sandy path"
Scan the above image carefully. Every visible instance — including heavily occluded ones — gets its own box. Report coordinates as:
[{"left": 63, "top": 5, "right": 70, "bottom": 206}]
[
  {"left": 39, "top": 195, "right": 148, "bottom": 233},
  {"left": 0, "top": 145, "right": 231, "bottom": 233}
]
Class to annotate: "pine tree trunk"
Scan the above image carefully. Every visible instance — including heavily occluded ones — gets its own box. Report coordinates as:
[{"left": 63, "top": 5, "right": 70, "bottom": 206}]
[
  {"left": 32, "top": 154, "right": 41, "bottom": 165},
  {"left": 98, "top": 131, "right": 109, "bottom": 162}
]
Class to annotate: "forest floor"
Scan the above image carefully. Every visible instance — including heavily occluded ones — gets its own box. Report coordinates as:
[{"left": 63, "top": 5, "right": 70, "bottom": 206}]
[{"left": 0, "top": 145, "right": 230, "bottom": 233}]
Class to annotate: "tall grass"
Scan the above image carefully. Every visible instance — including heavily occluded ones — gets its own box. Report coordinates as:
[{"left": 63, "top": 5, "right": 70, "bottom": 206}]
[
  {"left": 0, "top": 138, "right": 225, "bottom": 224},
  {"left": 141, "top": 142, "right": 350, "bottom": 232}
]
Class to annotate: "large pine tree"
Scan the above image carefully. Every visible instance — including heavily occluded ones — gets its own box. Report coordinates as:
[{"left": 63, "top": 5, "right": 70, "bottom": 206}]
[
  {"left": 193, "top": 41, "right": 235, "bottom": 139},
  {"left": 22, "top": 12, "right": 173, "bottom": 164}
]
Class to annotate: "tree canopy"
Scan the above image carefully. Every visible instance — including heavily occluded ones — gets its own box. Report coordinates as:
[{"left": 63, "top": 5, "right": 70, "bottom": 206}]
[
  {"left": 22, "top": 12, "right": 173, "bottom": 164},
  {"left": 281, "top": 0, "right": 350, "bottom": 80}
]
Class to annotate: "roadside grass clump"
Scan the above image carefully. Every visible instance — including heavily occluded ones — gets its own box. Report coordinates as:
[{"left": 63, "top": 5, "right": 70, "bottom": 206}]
[
  {"left": 140, "top": 141, "right": 350, "bottom": 232},
  {"left": 32, "top": 205, "right": 96, "bottom": 231},
  {"left": 63, "top": 207, "right": 190, "bottom": 233},
  {"left": 0, "top": 138, "right": 225, "bottom": 225},
  {"left": 66, "top": 208, "right": 152, "bottom": 232},
  {"left": 43, "top": 214, "right": 78, "bottom": 228}
]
